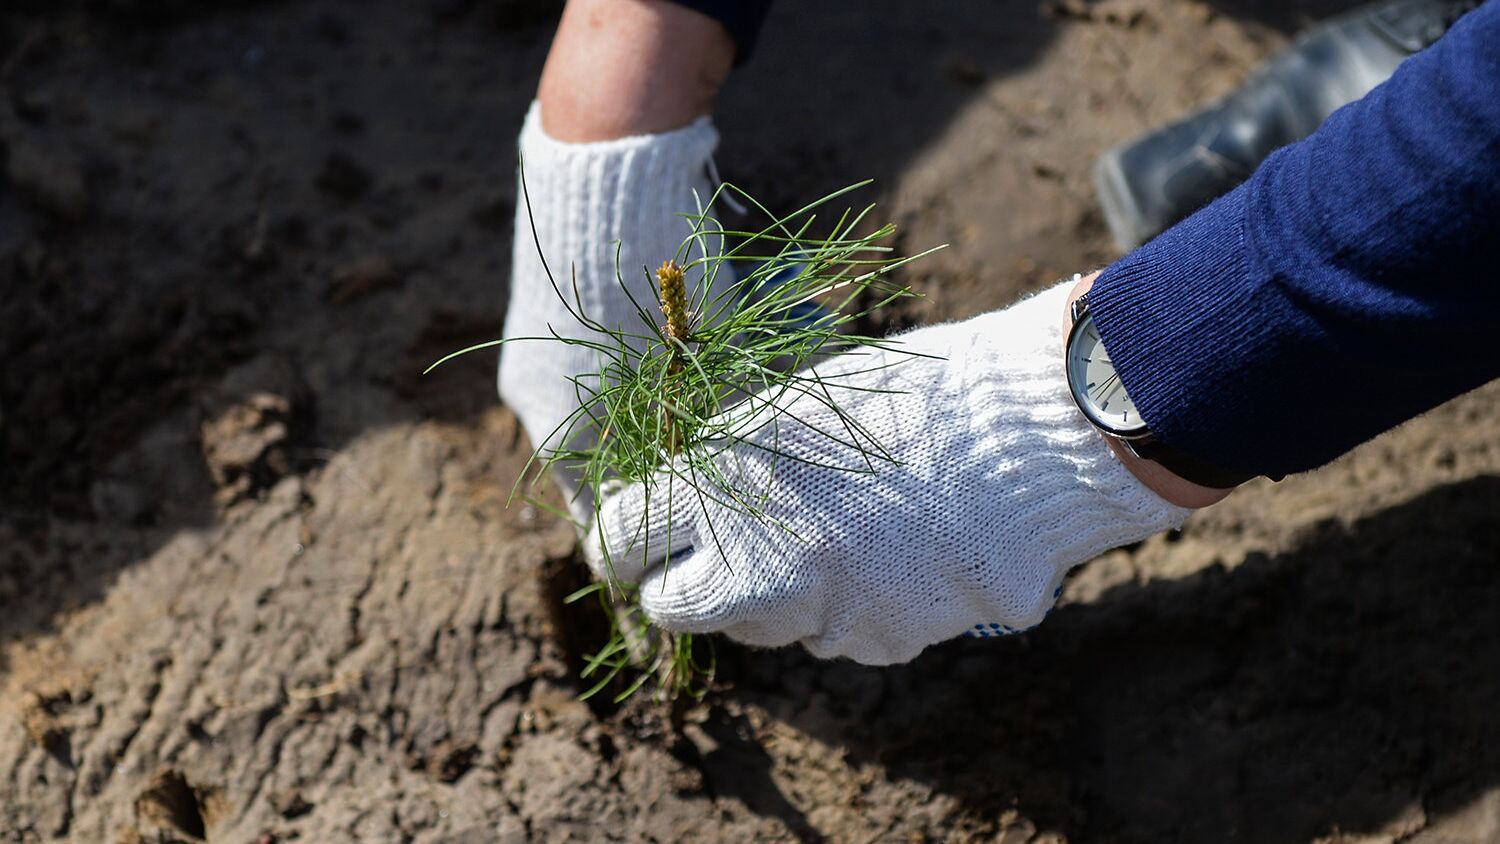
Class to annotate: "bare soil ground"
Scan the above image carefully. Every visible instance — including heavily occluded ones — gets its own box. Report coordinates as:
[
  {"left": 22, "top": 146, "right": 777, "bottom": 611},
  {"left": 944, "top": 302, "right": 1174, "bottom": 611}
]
[{"left": 3, "top": 1, "right": 1499, "bottom": 841}]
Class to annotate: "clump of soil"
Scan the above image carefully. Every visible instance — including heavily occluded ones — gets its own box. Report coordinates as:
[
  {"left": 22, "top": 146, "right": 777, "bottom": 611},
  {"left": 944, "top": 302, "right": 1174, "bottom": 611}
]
[{"left": 198, "top": 356, "right": 311, "bottom": 509}]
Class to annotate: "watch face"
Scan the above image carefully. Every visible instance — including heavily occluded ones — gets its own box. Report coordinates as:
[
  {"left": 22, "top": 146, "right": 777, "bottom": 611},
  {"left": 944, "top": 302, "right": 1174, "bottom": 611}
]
[{"left": 1066, "top": 312, "right": 1146, "bottom": 436}]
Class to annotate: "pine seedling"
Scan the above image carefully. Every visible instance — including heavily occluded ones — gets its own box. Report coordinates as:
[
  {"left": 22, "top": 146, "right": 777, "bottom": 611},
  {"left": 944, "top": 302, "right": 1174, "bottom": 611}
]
[{"left": 429, "top": 174, "right": 943, "bottom": 703}]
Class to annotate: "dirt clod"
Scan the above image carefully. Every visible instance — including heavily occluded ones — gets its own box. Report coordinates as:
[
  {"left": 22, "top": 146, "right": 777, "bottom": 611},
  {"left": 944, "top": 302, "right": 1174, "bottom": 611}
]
[
  {"left": 268, "top": 790, "right": 312, "bottom": 820},
  {"left": 133, "top": 770, "right": 216, "bottom": 842},
  {"left": 198, "top": 357, "right": 311, "bottom": 508},
  {"left": 422, "top": 739, "right": 482, "bottom": 784},
  {"left": 327, "top": 255, "right": 401, "bottom": 304}
]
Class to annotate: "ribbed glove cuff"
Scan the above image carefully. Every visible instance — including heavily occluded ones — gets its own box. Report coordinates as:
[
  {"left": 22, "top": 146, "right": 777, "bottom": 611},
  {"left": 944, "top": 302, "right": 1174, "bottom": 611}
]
[{"left": 498, "top": 103, "right": 720, "bottom": 517}]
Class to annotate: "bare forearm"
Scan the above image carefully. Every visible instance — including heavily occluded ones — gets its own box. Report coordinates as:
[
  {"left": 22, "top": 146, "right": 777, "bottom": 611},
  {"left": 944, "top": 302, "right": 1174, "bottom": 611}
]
[{"left": 537, "top": 0, "right": 734, "bottom": 142}]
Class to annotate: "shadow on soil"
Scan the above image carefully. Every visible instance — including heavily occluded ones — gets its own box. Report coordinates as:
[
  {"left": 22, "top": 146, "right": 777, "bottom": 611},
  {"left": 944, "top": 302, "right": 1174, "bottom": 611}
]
[
  {"left": 0, "top": 0, "right": 1076, "bottom": 668},
  {"left": 0, "top": 0, "right": 1375, "bottom": 693},
  {"left": 713, "top": 474, "right": 1500, "bottom": 842},
  {"left": 9, "top": 3, "right": 1476, "bottom": 841}
]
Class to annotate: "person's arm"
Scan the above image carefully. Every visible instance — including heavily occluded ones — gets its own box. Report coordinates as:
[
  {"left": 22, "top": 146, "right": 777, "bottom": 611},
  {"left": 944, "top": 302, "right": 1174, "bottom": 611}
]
[
  {"left": 1064, "top": 272, "right": 1233, "bottom": 509},
  {"left": 1089, "top": 1, "right": 1500, "bottom": 480},
  {"left": 536, "top": 0, "right": 737, "bottom": 142},
  {"left": 500, "top": 0, "right": 755, "bottom": 520}
]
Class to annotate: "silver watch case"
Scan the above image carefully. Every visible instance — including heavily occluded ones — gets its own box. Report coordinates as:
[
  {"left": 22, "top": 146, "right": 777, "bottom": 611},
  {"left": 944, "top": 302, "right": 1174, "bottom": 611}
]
[{"left": 1065, "top": 292, "right": 1152, "bottom": 442}]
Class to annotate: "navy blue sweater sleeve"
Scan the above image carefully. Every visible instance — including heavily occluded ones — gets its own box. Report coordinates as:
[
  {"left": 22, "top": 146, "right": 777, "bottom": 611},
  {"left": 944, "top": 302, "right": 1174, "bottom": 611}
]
[
  {"left": 1089, "top": 1, "right": 1500, "bottom": 479},
  {"left": 663, "top": 0, "right": 773, "bottom": 64}
]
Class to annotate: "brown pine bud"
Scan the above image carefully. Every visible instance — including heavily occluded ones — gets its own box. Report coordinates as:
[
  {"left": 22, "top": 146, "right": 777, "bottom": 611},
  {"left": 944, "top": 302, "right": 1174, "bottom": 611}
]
[{"left": 657, "top": 260, "right": 689, "bottom": 343}]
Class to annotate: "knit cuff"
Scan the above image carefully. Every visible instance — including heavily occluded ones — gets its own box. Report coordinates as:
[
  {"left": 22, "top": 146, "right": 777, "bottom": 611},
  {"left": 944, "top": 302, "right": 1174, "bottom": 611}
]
[
  {"left": 1088, "top": 185, "right": 1274, "bottom": 477},
  {"left": 517, "top": 101, "right": 719, "bottom": 169},
  {"left": 1000, "top": 336, "right": 1190, "bottom": 628},
  {"left": 514, "top": 102, "right": 720, "bottom": 320},
  {"left": 955, "top": 283, "right": 1191, "bottom": 629}
]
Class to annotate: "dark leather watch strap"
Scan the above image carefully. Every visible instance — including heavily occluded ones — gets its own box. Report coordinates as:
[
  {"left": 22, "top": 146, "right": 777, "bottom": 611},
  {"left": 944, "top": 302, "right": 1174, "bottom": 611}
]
[{"left": 1129, "top": 436, "right": 1256, "bottom": 490}]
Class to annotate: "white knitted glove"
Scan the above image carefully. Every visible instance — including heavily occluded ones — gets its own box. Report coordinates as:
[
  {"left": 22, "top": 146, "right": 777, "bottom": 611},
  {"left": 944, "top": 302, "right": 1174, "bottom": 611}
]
[
  {"left": 586, "top": 281, "right": 1190, "bottom": 665},
  {"left": 498, "top": 102, "right": 724, "bottom": 517}
]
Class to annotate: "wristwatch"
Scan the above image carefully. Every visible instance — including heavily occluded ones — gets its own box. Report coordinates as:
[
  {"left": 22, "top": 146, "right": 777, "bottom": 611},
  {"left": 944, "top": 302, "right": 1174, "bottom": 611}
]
[{"left": 1064, "top": 291, "right": 1253, "bottom": 489}]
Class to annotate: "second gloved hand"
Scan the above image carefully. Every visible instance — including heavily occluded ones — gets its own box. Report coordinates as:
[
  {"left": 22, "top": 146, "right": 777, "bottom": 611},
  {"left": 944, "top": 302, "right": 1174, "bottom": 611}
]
[
  {"left": 499, "top": 102, "right": 723, "bottom": 520},
  {"left": 586, "top": 281, "right": 1190, "bottom": 665}
]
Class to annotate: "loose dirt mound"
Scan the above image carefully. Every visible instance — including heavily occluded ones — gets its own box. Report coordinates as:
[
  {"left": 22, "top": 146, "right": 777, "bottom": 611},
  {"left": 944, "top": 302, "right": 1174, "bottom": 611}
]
[{"left": 3, "top": 1, "right": 1498, "bottom": 841}]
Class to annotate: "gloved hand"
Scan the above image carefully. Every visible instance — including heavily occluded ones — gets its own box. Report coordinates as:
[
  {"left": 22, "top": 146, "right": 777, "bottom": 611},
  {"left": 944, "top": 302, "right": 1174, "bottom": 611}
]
[
  {"left": 498, "top": 102, "right": 726, "bottom": 519},
  {"left": 586, "top": 281, "right": 1190, "bottom": 665}
]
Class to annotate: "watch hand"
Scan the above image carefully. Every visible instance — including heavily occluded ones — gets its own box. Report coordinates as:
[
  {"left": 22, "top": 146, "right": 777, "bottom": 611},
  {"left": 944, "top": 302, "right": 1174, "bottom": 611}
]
[{"left": 1092, "top": 373, "right": 1120, "bottom": 400}]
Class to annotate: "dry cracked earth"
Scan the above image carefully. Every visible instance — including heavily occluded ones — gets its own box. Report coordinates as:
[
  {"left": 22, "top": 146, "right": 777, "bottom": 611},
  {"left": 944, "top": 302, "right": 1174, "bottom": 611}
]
[{"left": 2, "top": 1, "right": 1498, "bottom": 841}]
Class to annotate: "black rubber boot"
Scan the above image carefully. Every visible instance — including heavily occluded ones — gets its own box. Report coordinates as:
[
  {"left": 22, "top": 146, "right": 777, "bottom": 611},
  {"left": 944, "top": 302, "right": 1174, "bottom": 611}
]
[{"left": 1094, "top": 0, "right": 1480, "bottom": 251}]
